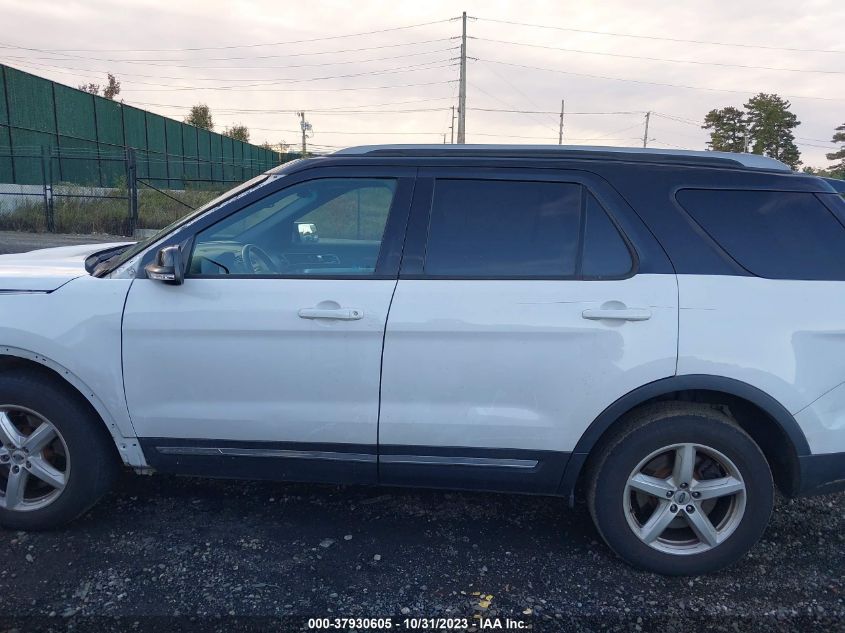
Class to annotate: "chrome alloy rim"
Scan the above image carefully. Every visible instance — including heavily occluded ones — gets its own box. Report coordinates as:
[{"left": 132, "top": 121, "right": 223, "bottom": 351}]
[
  {"left": 0, "top": 406, "right": 70, "bottom": 512},
  {"left": 623, "top": 443, "right": 746, "bottom": 555}
]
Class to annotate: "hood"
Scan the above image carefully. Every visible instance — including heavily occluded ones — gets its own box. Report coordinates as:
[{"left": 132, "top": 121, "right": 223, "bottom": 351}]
[{"left": 0, "top": 242, "right": 132, "bottom": 292}]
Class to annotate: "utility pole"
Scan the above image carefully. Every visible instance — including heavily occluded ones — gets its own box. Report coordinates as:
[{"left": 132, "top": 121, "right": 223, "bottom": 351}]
[
  {"left": 642, "top": 111, "right": 651, "bottom": 148},
  {"left": 558, "top": 99, "right": 565, "bottom": 145},
  {"left": 450, "top": 105, "right": 455, "bottom": 144},
  {"left": 456, "top": 11, "right": 467, "bottom": 144},
  {"left": 298, "top": 111, "right": 311, "bottom": 157}
]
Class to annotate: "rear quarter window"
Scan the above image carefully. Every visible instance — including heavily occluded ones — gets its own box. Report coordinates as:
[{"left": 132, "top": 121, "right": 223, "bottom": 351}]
[{"left": 675, "top": 189, "right": 845, "bottom": 281}]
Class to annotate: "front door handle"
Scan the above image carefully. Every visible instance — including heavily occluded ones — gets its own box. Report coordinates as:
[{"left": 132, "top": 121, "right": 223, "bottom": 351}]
[
  {"left": 298, "top": 307, "right": 363, "bottom": 321},
  {"left": 582, "top": 308, "right": 652, "bottom": 322}
]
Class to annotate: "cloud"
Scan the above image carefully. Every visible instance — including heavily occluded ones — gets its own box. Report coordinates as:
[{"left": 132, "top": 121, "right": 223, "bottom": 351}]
[{"left": 0, "top": 0, "right": 842, "bottom": 165}]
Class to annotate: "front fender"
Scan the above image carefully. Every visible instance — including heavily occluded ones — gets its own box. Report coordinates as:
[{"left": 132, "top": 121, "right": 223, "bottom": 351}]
[{"left": 0, "top": 276, "right": 147, "bottom": 467}]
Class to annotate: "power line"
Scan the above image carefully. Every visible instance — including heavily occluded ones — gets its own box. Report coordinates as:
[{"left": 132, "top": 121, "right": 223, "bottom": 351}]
[
  {"left": 797, "top": 136, "right": 837, "bottom": 145},
  {"left": 479, "top": 61, "right": 560, "bottom": 130},
  {"left": 249, "top": 127, "right": 448, "bottom": 135},
  {"left": 467, "top": 80, "right": 559, "bottom": 135},
  {"left": 474, "top": 58, "right": 845, "bottom": 102},
  {"left": 1, "top": 46, "right": 459, "bottom": 82},
  {"left": 650, "top": 139, "right": 690, "bottom": 149},
  {"left": 118, "top": 71, "right": 455, "bottom": 93},
  {"left": 0, "top": 37, "right": 457, "bottom": 66},
  {"left": 652, "top": 112, "right": 701, "bottom": 126},
  {"left": 123, "top": 78, "right": 458, "bottom": 94},
  {"left": 474, "top": 36, "right": 845, "bottom": 75},
  {"left": 1, "top": 58, "right": 457, "bottom": 91},
  {"left": 470, "top": 107, "right": 645, "bottom": 115},
  {"left": 474, "top": 16, "right": 845, "bottom": 55},
  {"left": 10, "top": 18, "right": 459, "bottom": 52},
  {"left": 593, "top": 121, "right": 649, "bottom": 141},
  {"left": 799, "top": 141, "right": 840, "bottom": 149},
  {"left": 468, "top": 132, "right": 642, "bottom": 141},
  {"left": 137, "top": 60, "right": 456, "bottom": 91},
  {"left": 128, "top": 96, "right": 457, "bottom": 113}
]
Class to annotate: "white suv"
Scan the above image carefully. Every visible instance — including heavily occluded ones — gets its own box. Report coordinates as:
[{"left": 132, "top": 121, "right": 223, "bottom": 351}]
[{"left": 1, "top": 145, "right": 844, "bottom": 576}]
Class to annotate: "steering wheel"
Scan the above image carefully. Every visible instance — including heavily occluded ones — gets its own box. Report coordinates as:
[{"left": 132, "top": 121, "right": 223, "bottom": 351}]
[{"left": 241, "top": 244, "right": 280, "bottom": 274}]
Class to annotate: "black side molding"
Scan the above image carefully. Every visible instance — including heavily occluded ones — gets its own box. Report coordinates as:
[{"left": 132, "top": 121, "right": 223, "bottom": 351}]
[
  {"left": 379, "top": 445, "right": 570, "bottom": 495},
  {"left": 139, "top": 438, "right": 378, "bottom": 485},
  {"left": 796, "top": 452, "right": 845, "bottom": 497}
]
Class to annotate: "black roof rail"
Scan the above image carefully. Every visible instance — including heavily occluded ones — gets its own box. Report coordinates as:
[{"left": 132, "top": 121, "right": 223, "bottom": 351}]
[{"left": 331, "top": 144, "right": 792, "bottom": 172}]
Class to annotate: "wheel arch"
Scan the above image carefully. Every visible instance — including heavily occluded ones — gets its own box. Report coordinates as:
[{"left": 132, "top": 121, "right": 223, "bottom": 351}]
[
  {"left": 0, "top": 349, "right": 147, "bottom": 467},
  {"left": 559, "top": 375, "right": 810, "bottom": 503}
]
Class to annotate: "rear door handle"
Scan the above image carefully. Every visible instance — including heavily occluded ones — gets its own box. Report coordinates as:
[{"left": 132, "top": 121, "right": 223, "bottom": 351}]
[
  {"left": 582, "top": 308, "right": 652, "bottom": 322},
  {"left": 298, "top": 307, "right": 363, "bottom": 321}
]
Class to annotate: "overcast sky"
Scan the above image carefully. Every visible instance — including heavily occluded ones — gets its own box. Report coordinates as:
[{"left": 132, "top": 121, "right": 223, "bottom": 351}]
[{"left": 0, "top": 0, "right": 842, "bottom": 167}]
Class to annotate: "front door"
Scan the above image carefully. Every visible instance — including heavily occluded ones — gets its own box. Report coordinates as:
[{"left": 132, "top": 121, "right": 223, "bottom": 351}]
[{"left": 122, "top": 168, "right": 414, "bottom": 483}]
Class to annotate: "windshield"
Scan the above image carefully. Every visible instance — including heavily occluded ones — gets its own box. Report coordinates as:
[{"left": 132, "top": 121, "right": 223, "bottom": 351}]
[{"left": 95, "top": 174, "right": 270, "bottom": 276}]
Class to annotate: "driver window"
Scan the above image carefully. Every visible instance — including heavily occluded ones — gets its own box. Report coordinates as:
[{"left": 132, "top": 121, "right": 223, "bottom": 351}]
[{"left": 190, "top": 178, "right": 397, "bottom": 277}]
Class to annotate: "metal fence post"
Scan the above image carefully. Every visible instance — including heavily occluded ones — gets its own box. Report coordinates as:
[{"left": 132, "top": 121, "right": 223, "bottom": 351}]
[
  {"left": 125, "top": 147, "right": 138, "bottom": 237},
  {"left": 40, "top": 146, "right": 55, "bottom": 232}
]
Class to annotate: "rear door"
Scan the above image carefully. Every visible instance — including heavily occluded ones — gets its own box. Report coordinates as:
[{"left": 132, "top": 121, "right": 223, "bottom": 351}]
[{"left": 378, "top": 167, "right": 677, "bottom": 492}]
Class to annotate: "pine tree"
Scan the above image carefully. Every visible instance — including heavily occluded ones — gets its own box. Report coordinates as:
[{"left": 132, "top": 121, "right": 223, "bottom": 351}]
[
  {"left": 827, "top": 123, "right": 845, "bottom": 177},
  {"left": 702, "top": 107, "right": 748, "bottom": 153},
  {"left": 743, "top": 93, "right": 801, "bottom": 168}
]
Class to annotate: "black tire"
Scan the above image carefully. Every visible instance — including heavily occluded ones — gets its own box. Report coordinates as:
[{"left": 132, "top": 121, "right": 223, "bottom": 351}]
[
  {"left": 0, "top": 369, "right": 120, "bottom": 530},
  {"left": 586, "top": 402, "right": 774, "bottom": 576}
]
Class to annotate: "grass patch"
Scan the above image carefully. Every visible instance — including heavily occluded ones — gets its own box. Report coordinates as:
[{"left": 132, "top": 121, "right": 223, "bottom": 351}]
[{"left": 0, "top": 184, "right": 222, "bottom": 236}]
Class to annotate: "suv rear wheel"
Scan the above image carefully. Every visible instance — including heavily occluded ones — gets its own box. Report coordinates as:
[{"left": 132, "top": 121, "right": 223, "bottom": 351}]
[
  {"left": 0, "top": 370, "right": 120, "bottom": 530},
  {"left": 587, "top": 403, "right": 774, "bottom": 575}
]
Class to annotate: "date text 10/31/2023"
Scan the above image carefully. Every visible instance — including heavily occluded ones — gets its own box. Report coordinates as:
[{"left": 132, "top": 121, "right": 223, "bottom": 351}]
[{"left": 306, "top": 617, "right": 529, "bottom": 630}]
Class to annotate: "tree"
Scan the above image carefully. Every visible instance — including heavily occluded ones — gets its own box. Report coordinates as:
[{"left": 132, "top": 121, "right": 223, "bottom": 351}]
[
  {"left": 803, "top": 166, "right": 838, "bottom": 178},
  {"left": 224, "top": 124, "right": 250, "bottom": 142},
  {"left": 78, "top": 83, "right": 100, "bottom": 95},
  {"left": 185, "top": 104, "right": 214, "bottom": 130},
  {"left": 103, "top": 73, "right": 121, "bottom": 100},
  {"left": 827, "top": 123, "right": 845, "bottom": 177},
  {"left": 744, "top": 93, "right": 801, "bottom": 168},
  {"left": 702, "top": 106, "right": 748, "bottom": 153},
  {"left": 259, "top": 140, "right": 289, "bottom": 151}
]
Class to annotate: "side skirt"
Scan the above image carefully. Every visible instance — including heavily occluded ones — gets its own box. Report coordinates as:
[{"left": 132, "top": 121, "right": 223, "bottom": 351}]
[
  {"left": 379, "top": 445, "right": 570, "bottom": 495},
  {"left": 139, "top": 439, "right": 571, "bottom": 495},
  {"left": 138, "top": 438, "right": 378, "bottom": 485}
]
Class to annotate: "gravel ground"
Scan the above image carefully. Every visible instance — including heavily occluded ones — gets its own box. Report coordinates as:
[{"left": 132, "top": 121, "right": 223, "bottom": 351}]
[
  {"left": 0, "top": 231, "right": 124, "bottom": 255},
  {"left": 0, "top": 474, "right": 843, "bottom": 632},
  {"left": 0, "top": 231, "right": 843, "bottom": 632}
]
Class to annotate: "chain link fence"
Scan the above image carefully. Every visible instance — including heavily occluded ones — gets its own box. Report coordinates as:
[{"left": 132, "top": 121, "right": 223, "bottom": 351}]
[{"left": 0, "top": 146, "right": 270, "bottom": 237}]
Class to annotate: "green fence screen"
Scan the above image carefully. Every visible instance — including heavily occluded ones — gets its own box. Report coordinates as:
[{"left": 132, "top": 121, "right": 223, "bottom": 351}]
[{"left": 0, "top": 64, "right": 282, "bottom": 188}]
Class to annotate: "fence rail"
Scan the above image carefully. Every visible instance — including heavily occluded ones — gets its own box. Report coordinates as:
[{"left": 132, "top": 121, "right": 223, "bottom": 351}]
[{"left": 0, "top": 146, "right": 255, "bottom": 237}]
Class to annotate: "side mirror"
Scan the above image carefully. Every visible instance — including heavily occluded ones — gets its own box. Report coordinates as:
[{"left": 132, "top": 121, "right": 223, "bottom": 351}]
[{"left": 145, "top": 245, "right": 184, "bottom": 285}]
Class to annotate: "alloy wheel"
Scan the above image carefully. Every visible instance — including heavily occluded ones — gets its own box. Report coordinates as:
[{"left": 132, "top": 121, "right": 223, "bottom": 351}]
[
  {"left": 623, "top": 442, "right": 746, "bottom": 555},
  {"left": 0, "top": 406, "right": 70, "bottom": 512}
]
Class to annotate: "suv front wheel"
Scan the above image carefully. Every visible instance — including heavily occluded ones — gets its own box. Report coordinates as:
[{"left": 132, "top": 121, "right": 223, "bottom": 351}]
[
  {"left": 587, "top": 403, "right": 774, "bottom": 575},
  {"left": 0, "top": 370, "right": 120, "bottom": 530}
]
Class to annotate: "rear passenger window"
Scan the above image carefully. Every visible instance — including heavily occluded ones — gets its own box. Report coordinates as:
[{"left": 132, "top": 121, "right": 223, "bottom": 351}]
[
  {"left": 676, "top": 189, "right": 845, "bottom": 280},
  {"left": 424, "top": 179, "right": 632, "bottom": 278}
]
